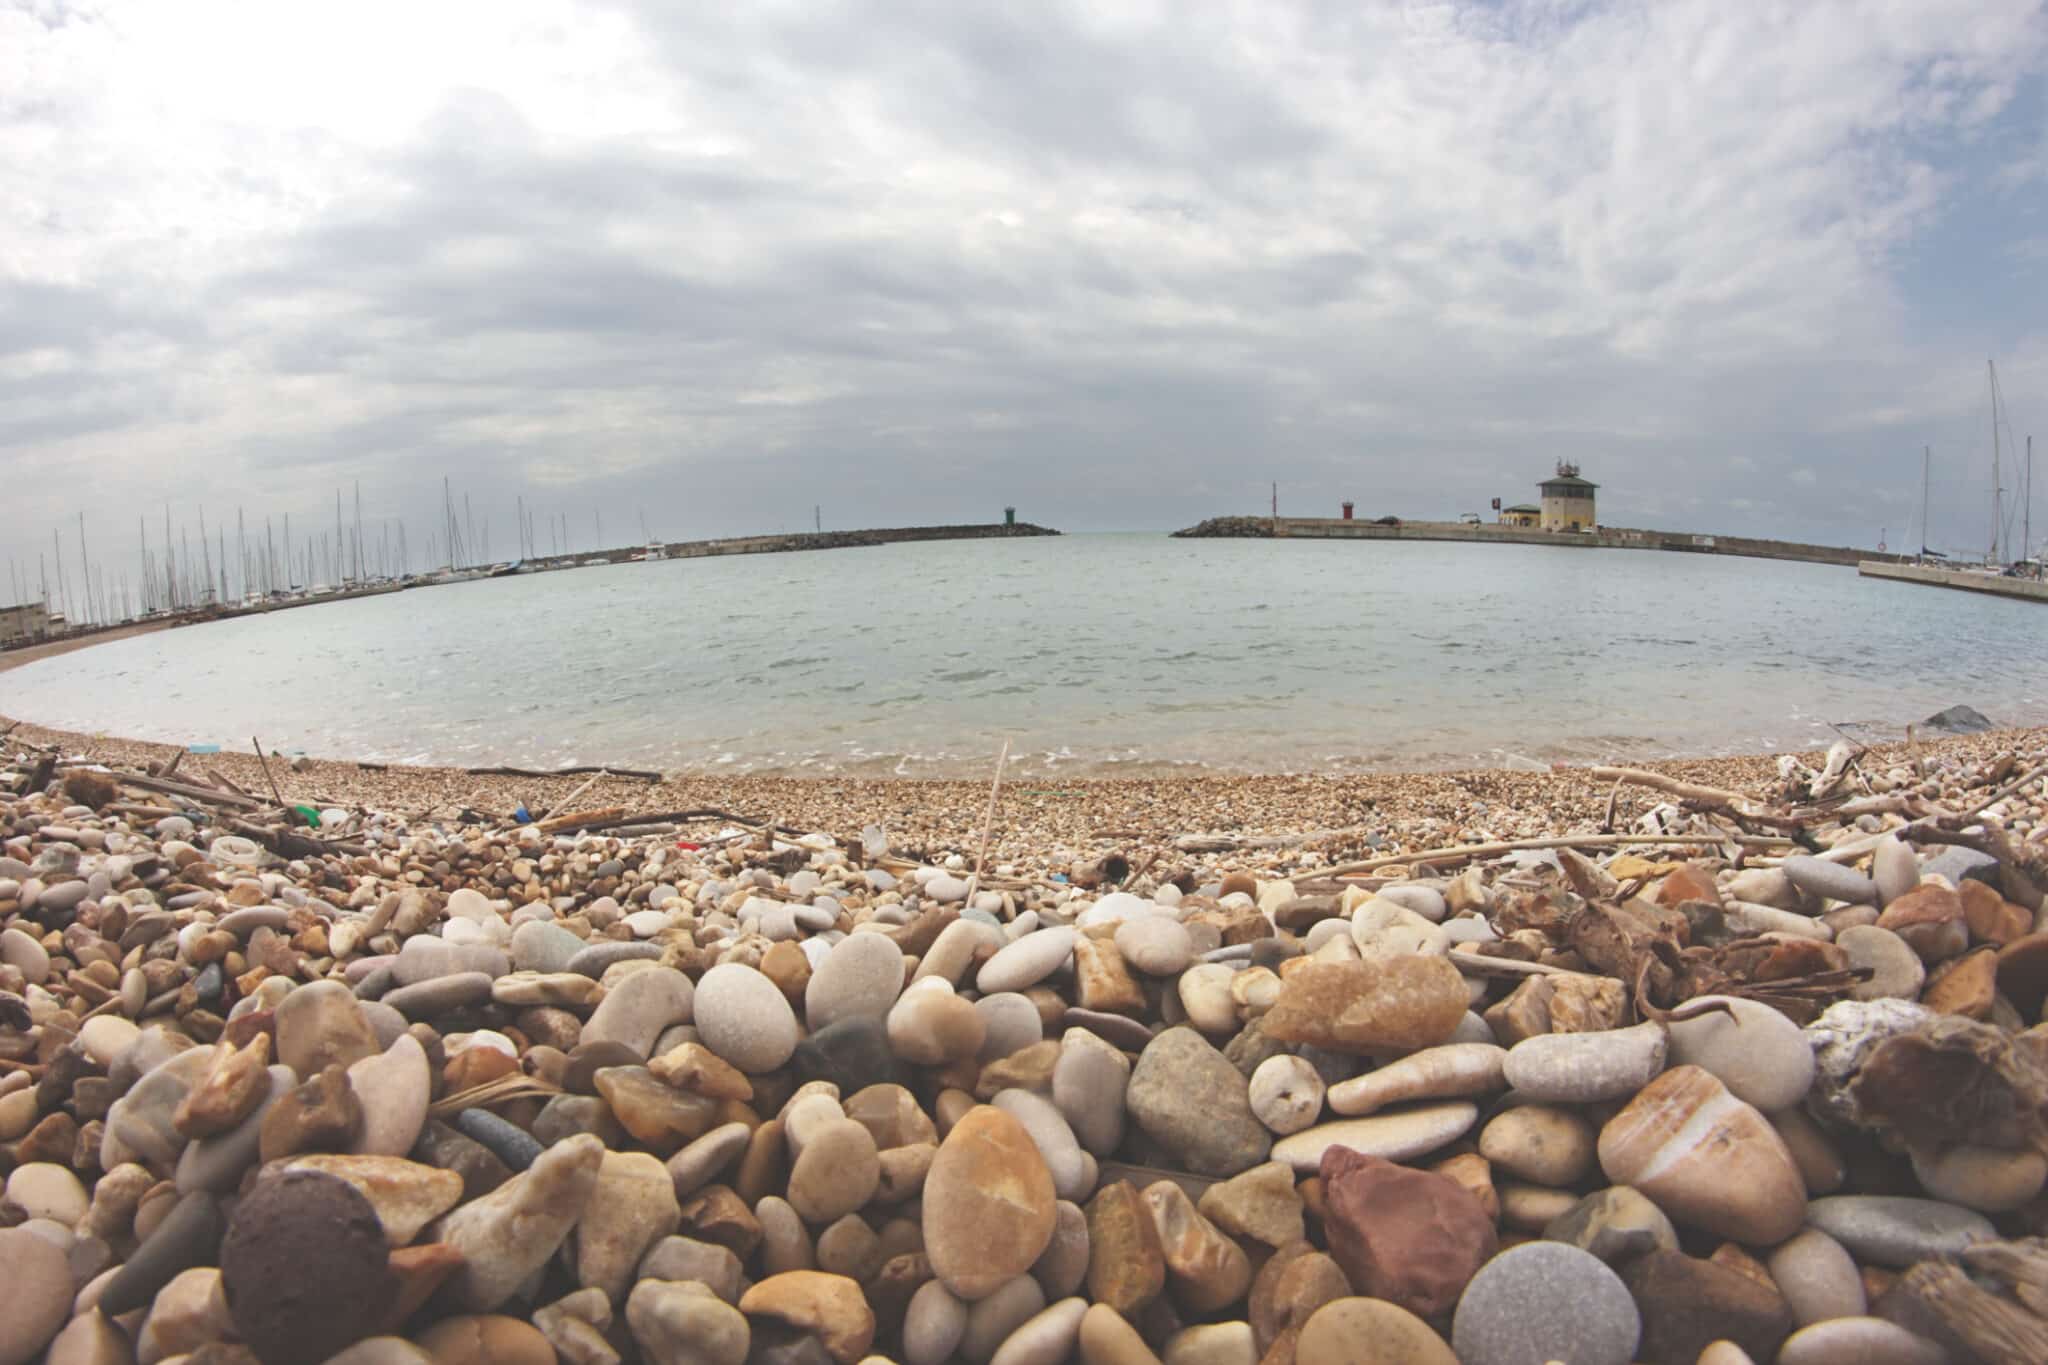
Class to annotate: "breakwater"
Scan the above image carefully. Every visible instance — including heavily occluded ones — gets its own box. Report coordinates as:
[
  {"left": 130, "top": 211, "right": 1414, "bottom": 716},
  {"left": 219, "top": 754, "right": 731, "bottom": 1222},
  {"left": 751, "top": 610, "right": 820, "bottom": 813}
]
[
  {"left": 1859, "top": 560, "right": 2048, "bottom": 604},
  {"left": 1175, "top": 516, "right": 1890, "bottom": 568}
]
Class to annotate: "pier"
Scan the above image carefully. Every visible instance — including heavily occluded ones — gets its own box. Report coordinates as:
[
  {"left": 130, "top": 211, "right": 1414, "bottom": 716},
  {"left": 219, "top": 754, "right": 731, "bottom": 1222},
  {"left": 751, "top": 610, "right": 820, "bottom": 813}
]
[
  {"left": 1177, "top": 516, "right": 1890, "bottom": 569},
  {"left": 1858, "top": 560, "right": 2048, "bottom": 604}
]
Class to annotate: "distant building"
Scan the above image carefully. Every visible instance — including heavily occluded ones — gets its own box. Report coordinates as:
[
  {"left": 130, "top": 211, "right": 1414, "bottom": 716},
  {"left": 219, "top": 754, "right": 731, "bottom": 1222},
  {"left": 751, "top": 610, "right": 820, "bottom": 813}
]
[
  {"left": 0, "top": 600, "right": 51, "bottom": 646},
  {"left": 1539, "top": 462, "right": 1598, "bottom": 531},
  {"left": 1499, "top": 504, "right": 1541, "bottom": 528}
]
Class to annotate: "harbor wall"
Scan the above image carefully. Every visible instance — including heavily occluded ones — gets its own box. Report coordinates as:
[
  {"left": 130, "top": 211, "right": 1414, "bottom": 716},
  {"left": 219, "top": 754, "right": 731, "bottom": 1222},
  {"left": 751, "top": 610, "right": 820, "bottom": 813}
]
[
  {"left": 1858, "top": 560, "right": 2048, "bottom": 604},
  {"left": 1177, "top": 516, "right": 1890, "bottom": 568}
]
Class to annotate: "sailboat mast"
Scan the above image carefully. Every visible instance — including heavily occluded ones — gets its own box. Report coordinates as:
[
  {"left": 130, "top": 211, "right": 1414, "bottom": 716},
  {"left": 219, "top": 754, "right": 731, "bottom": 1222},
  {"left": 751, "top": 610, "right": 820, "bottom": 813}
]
[
  {"left": 1990, "top": 359, "right": 2003, "bottom": 565},
  {"left": 76, "top": 512, "right": 90, "bottom": 626},
  {"left": 1921, "top": 447, "right": 1931, "bottom": 559}
]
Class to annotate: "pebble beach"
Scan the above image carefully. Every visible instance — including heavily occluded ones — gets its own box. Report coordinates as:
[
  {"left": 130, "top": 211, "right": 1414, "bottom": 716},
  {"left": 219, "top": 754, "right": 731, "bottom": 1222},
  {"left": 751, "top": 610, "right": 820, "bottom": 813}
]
[{"left": 4, "top": 714, "right": 2048, "bottom": 1365}]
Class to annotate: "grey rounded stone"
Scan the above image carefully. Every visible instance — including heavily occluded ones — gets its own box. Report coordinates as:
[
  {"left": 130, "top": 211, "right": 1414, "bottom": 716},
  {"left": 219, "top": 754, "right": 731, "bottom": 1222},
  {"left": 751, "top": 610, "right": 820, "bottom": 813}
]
[
  {"left": 1502, "top": 1022, "right": 1667, "bottom": 1103},
  {"left": 693, "top": 964, "right": 800, "bottom": 1074},
  {"left": 1783, "top": 856, "right": 1878, "bottom": 906},
  {"left": 1803, "top": 1195, "right": 1996, "bottom": 1267},
  {"left": 1452, "top": 1242, "right": 1639, "bottom": 1365},
  {"left": 1838, "top": 926, "right": 1925, "bottom": 1000},
  {"left": 582, "top": 967, "right": 694, "bottom": 1058},
  {"left": 509, "top": 920, "right": 584, "bottom": 974},
  {"left": 976, "top": 993, "right": 1045, "bottom": 1062},
  {"left": 977, "top": 928, "right": 1077, "bottom": 994},
  {"left": 1872, "top": 838, "right": 1921, "bottom": 907},
  {"left": 806, "top": 933, "right": 906, "bottom": 1032},
  {"left": 1112, "top": 917, "right": 1193, "bottom": 976},
  {"left": 1666, "top": 996, "right": 1815, "bottom": 1112}
]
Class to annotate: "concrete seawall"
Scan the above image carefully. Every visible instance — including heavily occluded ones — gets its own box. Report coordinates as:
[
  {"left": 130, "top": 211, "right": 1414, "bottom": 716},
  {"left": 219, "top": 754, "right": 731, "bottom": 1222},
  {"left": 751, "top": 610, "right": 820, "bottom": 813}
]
[
  {"left": 1858, "top": 560, "right": 2048, "bottom": 604},
  {"left": 1178, "top": 516, "right": 1890, "bottom": 569}
]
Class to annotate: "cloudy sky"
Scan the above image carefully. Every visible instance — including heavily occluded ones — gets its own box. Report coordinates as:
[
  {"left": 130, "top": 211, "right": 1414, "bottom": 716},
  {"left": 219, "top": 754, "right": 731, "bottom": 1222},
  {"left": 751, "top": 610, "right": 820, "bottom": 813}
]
[{"left": 4, "top": 0, "right": 2047, "bottom": 614}]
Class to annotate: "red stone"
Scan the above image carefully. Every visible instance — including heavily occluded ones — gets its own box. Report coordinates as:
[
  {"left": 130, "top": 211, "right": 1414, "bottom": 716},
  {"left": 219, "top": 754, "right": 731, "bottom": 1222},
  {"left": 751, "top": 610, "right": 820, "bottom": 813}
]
[{"left": 1317, "top": 1148, "right": 1497, "bottom": 1318}]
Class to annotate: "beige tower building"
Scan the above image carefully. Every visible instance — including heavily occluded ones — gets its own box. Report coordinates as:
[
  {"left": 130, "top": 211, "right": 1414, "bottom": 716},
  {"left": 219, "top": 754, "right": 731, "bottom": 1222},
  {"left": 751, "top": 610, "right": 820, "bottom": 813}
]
[{"left": 1539, "top": 462, "right": 1597, "bottom": 531}]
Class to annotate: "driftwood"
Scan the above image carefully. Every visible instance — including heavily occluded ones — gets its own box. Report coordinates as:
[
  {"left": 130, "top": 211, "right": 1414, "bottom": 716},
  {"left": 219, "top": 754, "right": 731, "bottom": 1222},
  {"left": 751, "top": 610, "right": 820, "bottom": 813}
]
[
  {"left": 1890, "top": 1259, "right": 2048, "bottom": 1364},
  {"left": 1319, "top": 831, "right": 1795, "bottom": 879},
  {"left": 250, "top": 737, "right": 291, "bottom": 811},
  {"left": 463, "top": 763, "right": 663, "bottom": 782},
  {"left": 204, "top": 766, "right": 255, "bottom": 800},
  {"left": 1174, "top": 825, "right": 1381, "bottom": 853},
  {"left": 538, "top": 771, "right": 607, "bottom": 821},
  {"left": 226, "top": 818, "right": 368, "bottom": 860},
  {"left": 965, "top": 741, "right": 1012, "bottom": 906},
  {"left": 1590, "top": 766, "right": 1750, "bottom": 808},
  {"left": 108, "top": 771, "right": 268, "bottom": 811},
  {"left": 535, "top": 806, "right": 629, "bottom": 835}
]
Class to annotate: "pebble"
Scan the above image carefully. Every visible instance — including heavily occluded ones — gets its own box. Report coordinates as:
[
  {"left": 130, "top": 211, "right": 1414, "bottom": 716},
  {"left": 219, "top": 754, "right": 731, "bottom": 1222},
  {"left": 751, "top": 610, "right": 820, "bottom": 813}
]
[
  {"left": 576, "top": 1149, "right": 681, "bottom": 1302},
  {"left": 1452, "top": 1241, "right": 1639, "bottom": 1365},
  {"left": 5, "top": 1162, "right": 90, "bottom": 1224},
  {"left": 0, "top": 1226, "right": 71, "bottom": 1365},
  {"left": 1326, "top": 1043, "right": 1505, "bottom": 1116},
  {"left": 989, "top": 1295, "right": 1087, "bottom": 1365},
  {"left": 807, "top": 933, "right": 906, "bottom": 1033},
  {"left": 435, "top": 1132, "right": 604, "bottom": 1309},
  {"left": 977, "top": 927, "right": 1078, "bottom": 994},
  {"left": 1767, "top": 1226, "right": 1866, "bottom": 1327},
  {"left": 1297, "top": 1296, "right": 1457, "bottom": 1365},
  {"left": 904, "top": 1280, "right": 969, "bottom": 1365},
  {"left": 1113, "top": 917, "right": 1193, "bottom": 976},
  {"left": 1053, "top": 1030, "right": 1130, "bottom": 1156},
  {"left": 694, "top": 964, "right": 802, "bottom": 1073},
  {"left": 1783, "top": 855, "right": 1879, "bottom": 906},
  {"left": 1541, "top": 1185, "right": 1678, "bottom": 1263},
  {"left": 219, "top": 1168, "right": 391, "bottom": 1365},
  {"left": 1126, "top": 1027, "right": 1272, "bottom": 1175},
  {"left": 738, "top": 1270, "right": 875, "bottom": 1364},
  {"left": 787, "top": 1118, "right": 882, "bottom": 1223},
  {"left": 451, "top": 1107, "right": 545, "bottom": 1169},
  {"left": 1909, "top": 1141, "right": 2048, "bottom": 1212},
  {"left": 1246, "top": 1054, "right": 1324, "bottom": 1135},
  {"left": 1802, "top": 1195, "right": 1997, "bottom": 1267},
  {"left": 629, "top": 1280, "right": 750, "bottom": 1365},
  {"left": 347, "top": 1033, "right": 432, "bottom": 1156},
  {"left": 1501, "top": 1021, "right": 1668, "bottom": 1102},
  {"left": 1260, "top": 957, "right": 1468, "bottom": 1052},
  {"left": 1775, "top": 1317, "right": 1948, "bottom": 1365},
  {"left": 924, "top": 1106, "right": 1057, "bottom": 1300},
  {"left": 1476, "top": 1104, "right": 1595, "bottom": 1186},
  {"left": 1321, "top": 1149, "right": 1495, "bottom": 1318},
  {"left": 1872, "top": 837, "right": 1920, "bottom": 906},
  {"left": 1270, "top": 1103, "right": 1479, "bottom": 1172},
  {"left": 582, "top": 966, "right": 695, "bottom": 1057},
  {"left": 1597, "top": 1064, "right": 1807, "bottom": 1244},
  {"left": 1665, "top": 995, "right": 1816, "bottom": 1111}
]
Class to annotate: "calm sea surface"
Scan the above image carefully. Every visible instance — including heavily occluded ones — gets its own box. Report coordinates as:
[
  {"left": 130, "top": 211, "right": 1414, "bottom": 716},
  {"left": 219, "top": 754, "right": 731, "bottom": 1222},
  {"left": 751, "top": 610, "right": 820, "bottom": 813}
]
[{"left": 4, "top": 535, "right": 2044, "bottom": 777}]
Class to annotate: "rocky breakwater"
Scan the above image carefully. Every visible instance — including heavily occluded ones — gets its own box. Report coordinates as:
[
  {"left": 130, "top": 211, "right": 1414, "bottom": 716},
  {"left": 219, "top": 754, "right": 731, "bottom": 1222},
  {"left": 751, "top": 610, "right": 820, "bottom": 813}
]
[{"left": 2, "top": 744, "right": 2048, "bottom": 1363}]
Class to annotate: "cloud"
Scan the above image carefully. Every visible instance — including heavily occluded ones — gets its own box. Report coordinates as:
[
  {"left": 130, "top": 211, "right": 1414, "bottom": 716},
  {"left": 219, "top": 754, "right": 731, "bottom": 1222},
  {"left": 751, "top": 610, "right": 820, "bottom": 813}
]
[{"left": 2, "top": 0, "right": 2047, "bottom": 615}]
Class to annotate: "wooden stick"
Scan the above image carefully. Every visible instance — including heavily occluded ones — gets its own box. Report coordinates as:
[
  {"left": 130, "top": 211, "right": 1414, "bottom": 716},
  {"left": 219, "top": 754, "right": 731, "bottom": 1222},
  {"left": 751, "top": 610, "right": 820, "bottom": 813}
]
[
  {"left": 110, "top": 770, "right": 267, "bottom": 810},
  {"left": 250, "top": 737, "right": 289, "bottom": 810},
  {"left": 539, "top": 770, "right": 606, "bottom": 821},
  {"left": 207, "top": 765, "right": 255, "bottom": 800},
  {"left": 967, "top": 740, "right": 1012, "bottom": 901},
  {"left": 1320, "top": 831, "right": 1795, "bottom": 879},
  {"left": 1954, "top": 761, "right": 2048, "bottom": 823},
  {"left": 1589, "top": 766, "right": 1751, "bottom": 807}
]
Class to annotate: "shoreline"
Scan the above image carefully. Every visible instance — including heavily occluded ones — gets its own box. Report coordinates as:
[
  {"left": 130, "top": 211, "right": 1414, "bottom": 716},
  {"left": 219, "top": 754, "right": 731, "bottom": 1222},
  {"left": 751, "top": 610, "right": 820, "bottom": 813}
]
[
  {"left": 0, "top": 617, "right": 177, "bottom": 674},
  {"left": 7, "top": 710, "right": 2040, "bottom": 865}
]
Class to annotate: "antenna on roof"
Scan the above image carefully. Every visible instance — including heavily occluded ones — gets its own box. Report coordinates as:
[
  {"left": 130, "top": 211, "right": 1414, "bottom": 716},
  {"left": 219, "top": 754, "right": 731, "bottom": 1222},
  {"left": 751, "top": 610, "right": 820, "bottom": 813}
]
[{"left": 1556, "top": 460, "right": 1580, "bottom": 479}]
